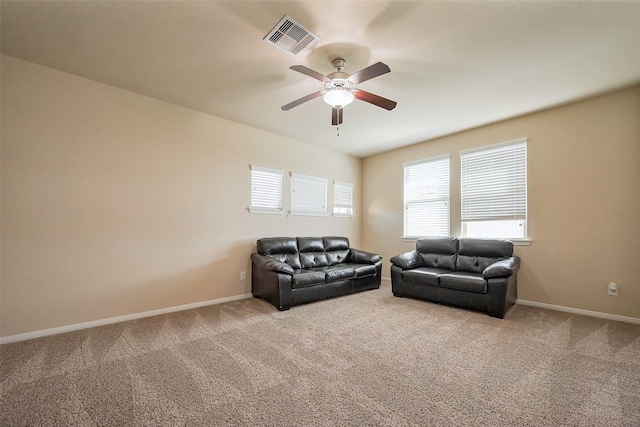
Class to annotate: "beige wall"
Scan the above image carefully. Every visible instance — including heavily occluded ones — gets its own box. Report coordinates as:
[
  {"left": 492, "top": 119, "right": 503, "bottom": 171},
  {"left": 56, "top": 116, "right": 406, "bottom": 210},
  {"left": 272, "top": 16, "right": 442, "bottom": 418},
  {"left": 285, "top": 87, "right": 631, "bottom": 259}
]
[
  {"left": 2, "top": 54, "right": 638, "bottom": 339},
  {"left": 363, "top": 85, "right": 640, "bottom": 319},
  {"left": 0, "top": 56, "right": 363, "bottom": 337}
]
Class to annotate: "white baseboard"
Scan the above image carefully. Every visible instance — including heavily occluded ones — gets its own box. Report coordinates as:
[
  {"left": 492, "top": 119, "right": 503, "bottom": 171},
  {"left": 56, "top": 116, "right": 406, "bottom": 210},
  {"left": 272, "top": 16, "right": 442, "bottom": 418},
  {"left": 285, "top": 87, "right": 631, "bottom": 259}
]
[
  {"left": 381, "top": 276, "right": 391, "bottom": 286},
  {"left": 516, "top": 299, "right": 640, "bottom": 325},
  {"left": 0, "top": 293, "right": 253, "bottom": 345},
  {"left": 5, "top": 293, "right": 635, "bottom": 344}
]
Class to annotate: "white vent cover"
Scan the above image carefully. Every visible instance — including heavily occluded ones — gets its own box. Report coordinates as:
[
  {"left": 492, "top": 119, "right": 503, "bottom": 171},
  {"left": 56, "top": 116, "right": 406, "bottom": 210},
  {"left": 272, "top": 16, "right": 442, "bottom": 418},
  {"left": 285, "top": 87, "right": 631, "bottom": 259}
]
[{"left": 264, "top": 15, "right": 319, "bottom": 56}]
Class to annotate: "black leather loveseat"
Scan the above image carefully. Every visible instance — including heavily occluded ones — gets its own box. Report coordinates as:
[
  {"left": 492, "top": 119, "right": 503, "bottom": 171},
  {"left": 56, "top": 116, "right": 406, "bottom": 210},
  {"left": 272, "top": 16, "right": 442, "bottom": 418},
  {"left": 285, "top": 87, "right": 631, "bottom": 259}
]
[
  {"left": 390, "top": 237, "right": 520, "bottom": 318},
  {"left": 251, "top": 236, "right": 382, "bottom": 311}
]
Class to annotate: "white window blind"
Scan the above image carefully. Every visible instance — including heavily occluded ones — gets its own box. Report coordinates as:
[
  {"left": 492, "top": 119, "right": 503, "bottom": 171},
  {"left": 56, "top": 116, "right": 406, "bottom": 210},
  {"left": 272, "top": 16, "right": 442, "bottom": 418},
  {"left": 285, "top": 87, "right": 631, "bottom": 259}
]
[
  {"left": 403, "top": 155, "right": 450, "bottom": 238},
  {"left": 250, "top": 165, "right": 284, "bottom": 214},
  {"left": 290, "top": 173, "right": 327, "bottom": 216},
  {"left": 333, "top": 181, "right": 354, "bottom": 217},
  {"left": 460, "top": 139, "right": 527, "bottom": 238}
]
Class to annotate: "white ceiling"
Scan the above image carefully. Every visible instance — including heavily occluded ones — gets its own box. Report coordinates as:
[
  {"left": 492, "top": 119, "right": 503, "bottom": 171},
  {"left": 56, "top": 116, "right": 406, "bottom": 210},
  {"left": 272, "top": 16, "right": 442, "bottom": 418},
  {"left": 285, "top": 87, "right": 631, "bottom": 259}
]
[{"left": 2, "top": 1, "right": 640, "bottom": 158}]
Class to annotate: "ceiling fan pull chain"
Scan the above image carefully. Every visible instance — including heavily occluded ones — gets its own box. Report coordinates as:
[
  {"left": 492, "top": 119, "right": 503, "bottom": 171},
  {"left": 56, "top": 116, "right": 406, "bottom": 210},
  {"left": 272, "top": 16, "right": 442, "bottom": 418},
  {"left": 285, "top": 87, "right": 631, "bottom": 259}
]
[{"left": 337, "top": 125, "right": 340, "bottom": 137}]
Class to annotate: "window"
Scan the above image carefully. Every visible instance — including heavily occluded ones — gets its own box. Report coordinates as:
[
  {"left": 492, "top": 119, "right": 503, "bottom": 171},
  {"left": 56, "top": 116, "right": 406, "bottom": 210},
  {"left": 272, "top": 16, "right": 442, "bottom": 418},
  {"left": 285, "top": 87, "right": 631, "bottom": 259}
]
[
  {"left": 290, "top": 173, "right": 327, "bottom": 216},
  {"left": 249, "top": 165, "right": 283, "bottom": 214},
  {"left": 403, "top": 155, "right": 450, "bottom": 238},
  {"left": 333, "top": 181, "right": 354, "bottom": 217},
  {"left": 460, "top": 139, "right": 527, "bottom": 239}
]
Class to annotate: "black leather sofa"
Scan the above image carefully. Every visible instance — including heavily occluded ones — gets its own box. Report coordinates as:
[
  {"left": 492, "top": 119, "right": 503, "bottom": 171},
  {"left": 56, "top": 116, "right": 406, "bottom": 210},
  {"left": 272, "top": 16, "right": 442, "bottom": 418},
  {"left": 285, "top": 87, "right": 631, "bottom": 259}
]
[
  {"left": 251, "top": 236, "right": 382, "bottom": 310},
  {"left": 390, "top": 237, "right": 520, "bottom": 318}
]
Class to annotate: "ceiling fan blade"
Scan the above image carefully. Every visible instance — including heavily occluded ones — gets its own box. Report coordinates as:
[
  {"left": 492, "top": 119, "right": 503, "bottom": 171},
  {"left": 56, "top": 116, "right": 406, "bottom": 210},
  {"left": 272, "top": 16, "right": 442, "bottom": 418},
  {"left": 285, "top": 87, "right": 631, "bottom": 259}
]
[
  {"left": 348, "top": 62, "right": 391, "bottom": 85},
  {"left": 290, "top": 65, "right": 332, "bottom": 83},
  {"left": 354, "top": 90, "right": 397, "bottom": 111},
  {"left": 331, "top": 107, "right": 343, "bottom": 126},
  {"left": 281, "top": 91, "right": 324, "bottom": 111}
]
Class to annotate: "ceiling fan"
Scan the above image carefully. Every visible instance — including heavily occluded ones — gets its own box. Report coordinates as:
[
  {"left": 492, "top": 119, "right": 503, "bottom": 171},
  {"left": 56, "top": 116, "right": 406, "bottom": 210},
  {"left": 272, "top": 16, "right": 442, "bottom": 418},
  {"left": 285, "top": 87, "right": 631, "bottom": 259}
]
[{"left": 281, "top": 58, "right": 397, "bottom": 126}]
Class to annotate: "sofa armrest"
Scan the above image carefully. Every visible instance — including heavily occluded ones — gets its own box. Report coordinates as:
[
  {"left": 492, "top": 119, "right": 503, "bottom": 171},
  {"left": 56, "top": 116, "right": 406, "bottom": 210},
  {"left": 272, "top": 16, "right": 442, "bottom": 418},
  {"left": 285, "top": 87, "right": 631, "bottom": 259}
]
[
  {"left": 250, "top": 253, "right": 294, "bottom": 275},
  {"left": 347, "top": 248, "right": 382, "bottom": 264},
  {"left": 390, "top": 251, "right": 424, "bottom": 270},
  {"left": 483, "top": 256, "right": 520, "bottom": 279}
]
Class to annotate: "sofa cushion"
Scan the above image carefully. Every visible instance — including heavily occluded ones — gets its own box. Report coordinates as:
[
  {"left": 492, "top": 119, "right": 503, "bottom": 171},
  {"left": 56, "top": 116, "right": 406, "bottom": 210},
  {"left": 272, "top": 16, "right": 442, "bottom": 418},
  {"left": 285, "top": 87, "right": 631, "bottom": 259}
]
[
  {"left": 257, "top": 237, "right": 302, "bottom": 269},
  {"left": 265, "top": 254, "right": 301, "bottom": 270},
  {"left": 326, "top": 249, "right": 350, "bottom": 265},
  {"left": 291, "top": 270, "right": 326, "bottom": 288},
  {"left": 298, "top": 237, "right": 329, "bottom": 268},
  {"left": 439, "top": 272, "right": 487, "bottom": 294},
  {"left": 299, "top": 252, "right": 329, "bottom": 268},
  {"left": 416, "top": 237, "right": 458, "bottom": 270},
  {"left": 341, "top": 263, "right": 377, "bottom": 278},
  {"left": 402, "top": 267, "right": 449, "bottom": 287},
  {"left": 297, "top": 237, "right": 325, "bottom": 252},
  {"left": 322, "top": 266, "right": 355, "bottom": 283},
  {"left": 323, "top": 236, "right": 350, "bottom": 251}
]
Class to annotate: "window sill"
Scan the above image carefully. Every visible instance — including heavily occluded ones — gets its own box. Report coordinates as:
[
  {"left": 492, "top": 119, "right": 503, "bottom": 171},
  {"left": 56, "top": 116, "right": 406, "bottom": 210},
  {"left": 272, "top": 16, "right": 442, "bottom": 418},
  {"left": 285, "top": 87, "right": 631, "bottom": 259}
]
[
  {"left": 402, "top": 236, "right": 531, "bottom": 246},
  {"left": 248, "top": 207, "right": 284, "bottom": 215},
  {"left": 289, "top": 211, "right": 328, "bottom": 217}
]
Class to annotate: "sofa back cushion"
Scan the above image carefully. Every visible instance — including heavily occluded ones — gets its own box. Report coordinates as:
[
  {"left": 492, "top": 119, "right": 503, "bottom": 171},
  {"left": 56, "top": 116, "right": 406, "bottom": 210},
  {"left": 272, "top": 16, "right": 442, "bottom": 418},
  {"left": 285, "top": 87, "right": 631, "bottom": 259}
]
[
  {"left": 416, "top": 237, "right": 458, "bottom": 270},
  {"left": 257, "top": 237, "right": 302, "bottom": 269},
  {"left": 323, "top": 236, "right": 351, "bottom": 265},
  {"left": 456, "top": 238, "right": 513, "bottom": 273},
  {"left": 298, "top": 237, "right": 329, "bottom": 268}
]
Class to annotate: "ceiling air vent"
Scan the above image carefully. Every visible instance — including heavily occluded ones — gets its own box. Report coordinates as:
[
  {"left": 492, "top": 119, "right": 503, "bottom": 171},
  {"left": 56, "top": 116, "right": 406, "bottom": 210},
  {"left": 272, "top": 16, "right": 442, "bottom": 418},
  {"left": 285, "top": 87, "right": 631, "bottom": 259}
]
[{"left": 264, "top": 15, "right": 319, "bottom": 56}]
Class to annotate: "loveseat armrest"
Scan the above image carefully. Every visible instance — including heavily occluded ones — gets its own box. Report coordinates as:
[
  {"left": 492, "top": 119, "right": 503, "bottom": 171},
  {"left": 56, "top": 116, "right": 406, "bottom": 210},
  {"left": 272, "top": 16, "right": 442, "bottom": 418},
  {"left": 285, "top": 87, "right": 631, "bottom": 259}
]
[
  {"left": 347, "top": 248, "right": 382, "bottom": 264},
  {"left": 483, "top": 256, "right": 521, "bottom": 279},
  {"left": 250, "top": 253, "right": 294, "bottom": 275},
  {"left": 390, "top": 251, "right": 424, "bottom": 270}
]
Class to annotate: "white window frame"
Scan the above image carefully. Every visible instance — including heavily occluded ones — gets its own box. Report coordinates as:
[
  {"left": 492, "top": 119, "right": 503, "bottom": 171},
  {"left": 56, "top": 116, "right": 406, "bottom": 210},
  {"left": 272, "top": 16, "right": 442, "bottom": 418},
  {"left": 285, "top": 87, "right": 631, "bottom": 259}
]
[
  {"left": 290, "top": 172, "right": 328, "bottom": 216},
  {"left": 403, "top": 155, "right": 451, "bottom": 238},
  {"left": 333, "top": 181, "right": 354, "bottom": 218},
  {"left": 460, "top": 138, "right": 527, "bottom": 240},
  {"left": 249, "top": 165, "right": 284, "bottom": 214}
]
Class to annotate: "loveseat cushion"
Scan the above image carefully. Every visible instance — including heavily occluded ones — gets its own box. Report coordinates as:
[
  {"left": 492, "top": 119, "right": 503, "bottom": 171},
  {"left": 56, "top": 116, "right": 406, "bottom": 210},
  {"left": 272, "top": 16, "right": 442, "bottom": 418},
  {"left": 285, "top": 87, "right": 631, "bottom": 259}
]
[
  {"left": 402, "top": 267, "right": 450, "bottom": 287},
  {"left": 257, "top": 237, "right": 301, "bottom": 269},
  {"left": 416, "top": 237, "right": 458, "bottom": 270},
  {"left": 456, "top": 238, "right": 513, "bottom": 273},
  {"left": 439, "top": 272, "right": 487, "bottom": 294}
]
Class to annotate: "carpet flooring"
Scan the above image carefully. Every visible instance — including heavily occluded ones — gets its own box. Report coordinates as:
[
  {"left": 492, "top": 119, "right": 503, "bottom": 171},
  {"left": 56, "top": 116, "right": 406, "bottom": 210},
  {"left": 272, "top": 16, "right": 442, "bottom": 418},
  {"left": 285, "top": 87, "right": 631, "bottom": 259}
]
[{"left": 1, "top": 284, "right": 639, "bottom": 426}]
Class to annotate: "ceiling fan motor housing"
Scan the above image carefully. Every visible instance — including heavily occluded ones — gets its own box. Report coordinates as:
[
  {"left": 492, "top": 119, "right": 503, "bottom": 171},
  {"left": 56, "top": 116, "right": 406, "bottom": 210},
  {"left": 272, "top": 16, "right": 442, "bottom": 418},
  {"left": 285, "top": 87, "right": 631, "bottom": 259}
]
[{"left": 332, "top": 58, "right": 347, "bottom": 72}]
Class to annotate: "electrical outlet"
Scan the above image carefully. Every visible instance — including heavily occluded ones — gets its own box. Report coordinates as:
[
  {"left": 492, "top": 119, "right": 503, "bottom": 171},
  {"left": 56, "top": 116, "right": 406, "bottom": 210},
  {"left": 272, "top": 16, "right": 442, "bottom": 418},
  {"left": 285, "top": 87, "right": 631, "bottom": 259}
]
[
  {"left": 608, "top": 282, "right": 618, "bottom": 296},
  {"left": 240, "top": 271, "right": 246, "bottom": 281}
]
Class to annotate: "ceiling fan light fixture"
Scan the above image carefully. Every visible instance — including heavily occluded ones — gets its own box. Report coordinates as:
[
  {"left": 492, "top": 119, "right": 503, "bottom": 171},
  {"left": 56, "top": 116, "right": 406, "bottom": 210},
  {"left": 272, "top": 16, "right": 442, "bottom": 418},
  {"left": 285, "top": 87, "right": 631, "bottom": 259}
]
[{"left": 323, "top": 88, "right": 354, "bottom": 109}]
